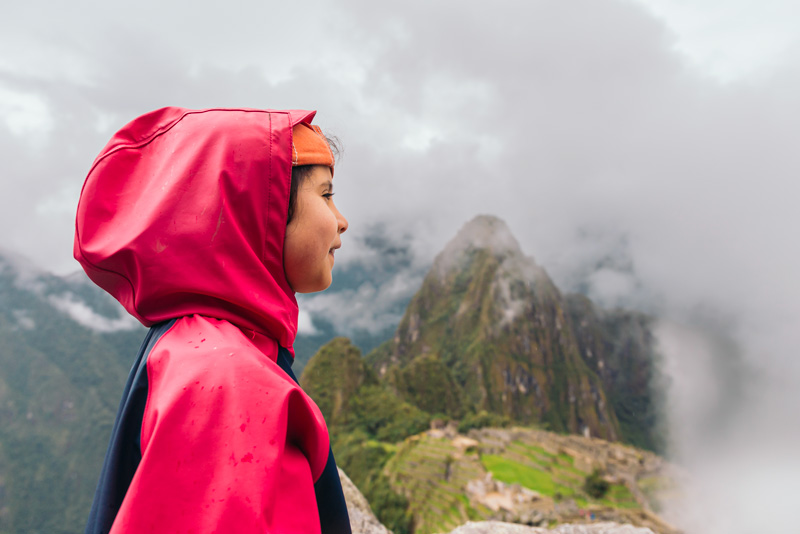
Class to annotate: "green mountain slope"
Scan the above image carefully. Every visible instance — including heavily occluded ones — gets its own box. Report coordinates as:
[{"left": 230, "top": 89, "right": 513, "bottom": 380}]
[
  {"left": 301, "top": 338, "right": 432, "bottom": 534},
  {"left": 566, "top": 294, "right": 666, "bottom": 452},
  {"left": 0, "top": 254, "right": 145, "bottom": 533}
]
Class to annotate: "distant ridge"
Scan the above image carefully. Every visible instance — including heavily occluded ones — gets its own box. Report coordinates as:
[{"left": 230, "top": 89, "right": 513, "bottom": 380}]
[{"left": 0, "top": 250, "right": 146, "bottom": 532}]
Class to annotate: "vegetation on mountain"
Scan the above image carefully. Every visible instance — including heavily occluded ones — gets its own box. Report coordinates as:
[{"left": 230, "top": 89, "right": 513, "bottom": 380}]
[
  {"left": 0, "top": 258, "right": 145, "bottom": 533},
  {"left": 385, "top": 352, "right": 465, "bottom": 418},
  {"left": 301, "top": 338, "right": 430, "bottom": 533},
  {"left": 301, "top": 338, "right": 431, "bottom": 442},
  {"left": 584, "top": 469, "right": 611, "bottom": 499},
  {"left": 333, "top": 432, "right": 414, "bottom": 534},
  {"left": 457, "top": 410, "right": 511, "bottom": 434}
]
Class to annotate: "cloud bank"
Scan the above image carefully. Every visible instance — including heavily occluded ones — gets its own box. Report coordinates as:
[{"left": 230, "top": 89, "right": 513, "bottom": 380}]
[{"left": 2, "top": 1, "right": 799, "bottom": 531}]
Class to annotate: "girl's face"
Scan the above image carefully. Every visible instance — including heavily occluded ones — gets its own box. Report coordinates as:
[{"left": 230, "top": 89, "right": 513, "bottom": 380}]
[{"left": 283, "top": 165, "right": 348, "bottom": 293}]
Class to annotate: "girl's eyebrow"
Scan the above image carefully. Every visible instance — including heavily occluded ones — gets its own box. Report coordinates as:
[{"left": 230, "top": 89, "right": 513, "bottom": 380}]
[{"left": 321, "top": 180, "right": 333, "bottom": 192}]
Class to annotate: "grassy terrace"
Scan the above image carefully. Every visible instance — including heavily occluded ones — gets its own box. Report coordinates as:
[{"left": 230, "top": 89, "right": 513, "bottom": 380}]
[
  {"left": 480, "top": 440, "right": 640, "bottom": 510},
  {"left": 481, "top": 454, "right": 572, "bottom": 497},
  {"left": 385, "top": 435, "right": 489, "bottom": 534}
]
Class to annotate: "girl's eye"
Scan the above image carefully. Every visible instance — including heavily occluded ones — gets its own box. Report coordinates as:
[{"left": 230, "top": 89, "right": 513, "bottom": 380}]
[{"left": 323, "top": 193, "right": 335, "bottom": 200}]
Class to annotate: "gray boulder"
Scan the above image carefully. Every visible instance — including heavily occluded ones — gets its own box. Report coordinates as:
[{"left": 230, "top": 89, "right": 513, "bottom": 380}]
[{"left": 339, "top": 468, "right": 393, "bottom": 534}]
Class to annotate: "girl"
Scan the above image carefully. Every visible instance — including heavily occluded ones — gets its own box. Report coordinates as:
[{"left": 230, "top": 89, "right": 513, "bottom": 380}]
[{"left": 75, "top": 107, "right": 351, "bottom": 533}]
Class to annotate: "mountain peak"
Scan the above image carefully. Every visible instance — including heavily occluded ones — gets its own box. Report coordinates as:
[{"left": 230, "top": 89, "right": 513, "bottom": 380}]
[
  {"left": 451, "top": 215, "right": 521, "bottom": 255},
  {"left": 434, "top": 215, "right": 524, "bottom": 275}
]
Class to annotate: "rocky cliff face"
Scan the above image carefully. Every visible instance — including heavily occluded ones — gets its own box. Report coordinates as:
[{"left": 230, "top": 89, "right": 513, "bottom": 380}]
[
  {"left": 566, "top": 295, "right": 665, "bottom": 452},
  {"left": 367, "top": 215, "right": 621, "bottom": 441}
]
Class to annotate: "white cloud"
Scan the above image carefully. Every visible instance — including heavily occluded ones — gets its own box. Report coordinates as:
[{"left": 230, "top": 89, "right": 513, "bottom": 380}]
[
  {"left": 0, "top": 86, "right": 52, "bottom": 137},
  {"left": 297, "top": 309, "right": 318, "bottom": 336},
  {"left": 48, "top": 292, "right": 140, "bottom": 333},
  {"left": 586, "top": 269, "right": 639, "bottom": 308},
  {"left": 301, "top": 270, "right": 423, "bottom": 336},
  {"left": 630, "top": 0, "right": 800, "bottom": 82},
  {"left": 12, "top": 309, "right": 35, "bottom": 330}
]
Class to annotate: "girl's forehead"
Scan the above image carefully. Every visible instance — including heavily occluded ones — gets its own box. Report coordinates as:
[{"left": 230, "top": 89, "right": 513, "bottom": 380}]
[{"left": 306, "top": 165, "right": 333, "bottom": 186}]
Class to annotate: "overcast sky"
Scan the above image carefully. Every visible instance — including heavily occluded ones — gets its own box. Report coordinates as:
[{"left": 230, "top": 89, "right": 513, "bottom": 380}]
[{"left": 2, "top": 1, "right": 799, "bottom": 531}]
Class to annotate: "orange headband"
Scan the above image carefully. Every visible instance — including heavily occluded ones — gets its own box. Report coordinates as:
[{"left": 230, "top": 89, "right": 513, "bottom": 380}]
[{"left": 291, "top": 123, "right": 334, "bottom": 169}]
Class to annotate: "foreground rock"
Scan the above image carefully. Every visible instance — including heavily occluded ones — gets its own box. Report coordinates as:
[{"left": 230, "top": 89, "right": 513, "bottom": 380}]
[{"left": 339, "top": 468, "right": 393, "bottom": 534}]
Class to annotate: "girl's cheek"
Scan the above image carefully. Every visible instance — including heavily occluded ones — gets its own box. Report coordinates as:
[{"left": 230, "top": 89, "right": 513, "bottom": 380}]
[{"left": 326, "top": 206, "right": 339, "bottom": 229}]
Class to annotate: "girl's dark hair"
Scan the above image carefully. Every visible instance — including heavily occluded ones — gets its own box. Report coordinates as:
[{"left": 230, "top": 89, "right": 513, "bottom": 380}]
[
  {"left": 287, "top": 165, "right": 313, "bottom": 224},
  {"left": 286, "top": 135, "right": 341, "bottom": 224}
]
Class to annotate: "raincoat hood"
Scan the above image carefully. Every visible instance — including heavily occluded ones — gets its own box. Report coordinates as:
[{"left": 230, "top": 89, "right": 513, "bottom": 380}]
[{"left": 74, "top": 107, "right": 317, "bottom": 351}]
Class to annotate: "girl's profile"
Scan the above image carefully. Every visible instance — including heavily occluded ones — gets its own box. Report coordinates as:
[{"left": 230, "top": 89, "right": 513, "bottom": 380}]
[{"left": 75, "top": 107, "right": 351, "bottom": 533}]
